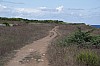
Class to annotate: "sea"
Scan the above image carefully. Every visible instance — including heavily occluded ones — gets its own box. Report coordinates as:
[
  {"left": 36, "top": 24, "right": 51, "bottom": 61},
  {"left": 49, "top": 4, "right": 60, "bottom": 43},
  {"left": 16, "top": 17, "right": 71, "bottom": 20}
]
[{"left": 91, "top": 25, "right": 100, "bottom": 28}]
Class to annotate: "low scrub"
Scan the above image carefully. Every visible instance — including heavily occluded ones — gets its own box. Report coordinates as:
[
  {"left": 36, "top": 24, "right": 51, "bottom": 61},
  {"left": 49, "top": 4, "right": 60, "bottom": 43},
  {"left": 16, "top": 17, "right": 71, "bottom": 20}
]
[
  {"left": 58, "top": 27, "right": 100, "bottom": 48},
  {"left": 76, "top": 51, "right": 100, "bottom": 66},
  {"left": 90, "top": 36, "right": 100, "bottom": 48},
  {"left": 47, "top": 25, "right": 100, "bottom": 66},
  {"left": 2, "top": 22, "right": 10, "bottom": 26}
]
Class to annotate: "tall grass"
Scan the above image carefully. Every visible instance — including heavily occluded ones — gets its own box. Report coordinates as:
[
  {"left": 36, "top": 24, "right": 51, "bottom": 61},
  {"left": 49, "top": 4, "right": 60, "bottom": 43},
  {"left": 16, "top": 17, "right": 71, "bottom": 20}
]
[{"left": 77, "top": 51, "right": 100, "bottom": 66}]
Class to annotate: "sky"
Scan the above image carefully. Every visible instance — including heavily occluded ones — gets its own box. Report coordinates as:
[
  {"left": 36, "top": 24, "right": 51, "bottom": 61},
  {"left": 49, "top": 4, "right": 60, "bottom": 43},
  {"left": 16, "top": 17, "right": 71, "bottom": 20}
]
[{"left": 0, "top": 0, "right": 100, "bottom": 25}]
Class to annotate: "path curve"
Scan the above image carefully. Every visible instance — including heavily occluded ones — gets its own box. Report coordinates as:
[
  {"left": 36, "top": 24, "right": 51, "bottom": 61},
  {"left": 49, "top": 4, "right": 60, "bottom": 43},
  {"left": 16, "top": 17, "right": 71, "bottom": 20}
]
[{"left": 5, "top": 26, "right": 59, "bottom": 66}]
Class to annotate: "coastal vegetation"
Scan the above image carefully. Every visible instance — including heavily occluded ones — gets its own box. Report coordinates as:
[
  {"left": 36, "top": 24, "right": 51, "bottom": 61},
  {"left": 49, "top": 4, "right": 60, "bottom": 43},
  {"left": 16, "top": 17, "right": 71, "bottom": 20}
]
[
  {"left": 0, "top": 17, "right": 100, "bottom": 66},
  {"left": 0, "top": 17, "right": 65, "bottom": 24},
  {"left": 47, "top": 24, "right": 100, "bottom": 66}
]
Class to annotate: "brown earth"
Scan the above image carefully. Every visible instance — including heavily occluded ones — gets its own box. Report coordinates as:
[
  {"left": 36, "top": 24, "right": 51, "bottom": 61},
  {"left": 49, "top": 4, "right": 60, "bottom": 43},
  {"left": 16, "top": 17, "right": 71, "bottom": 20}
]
[{"left": 5, "top": 26, "right": 59, "bottom": 66}]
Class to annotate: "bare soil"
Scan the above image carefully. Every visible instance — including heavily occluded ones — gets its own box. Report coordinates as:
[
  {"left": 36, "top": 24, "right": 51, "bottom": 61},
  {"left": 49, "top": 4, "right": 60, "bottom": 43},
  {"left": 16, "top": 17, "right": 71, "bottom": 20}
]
[{"left": 5, "top": 26, "right": 59, "bottom": 66}]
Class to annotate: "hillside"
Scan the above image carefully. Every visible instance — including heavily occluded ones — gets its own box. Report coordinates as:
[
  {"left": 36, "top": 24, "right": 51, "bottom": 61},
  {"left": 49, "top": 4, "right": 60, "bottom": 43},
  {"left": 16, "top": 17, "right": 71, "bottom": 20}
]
[
  {"left": 0, "top": 17, "right": 100, "bottom": 66},
  {"left": 47, "top": 24, "right": 100, "bottom": 66}
]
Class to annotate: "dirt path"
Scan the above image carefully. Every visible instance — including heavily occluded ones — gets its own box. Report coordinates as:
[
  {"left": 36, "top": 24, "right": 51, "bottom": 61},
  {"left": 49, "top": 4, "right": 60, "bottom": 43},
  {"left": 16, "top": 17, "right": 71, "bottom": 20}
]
[{"left": 5, "top": 26, "right": 59, "bottom": 66}]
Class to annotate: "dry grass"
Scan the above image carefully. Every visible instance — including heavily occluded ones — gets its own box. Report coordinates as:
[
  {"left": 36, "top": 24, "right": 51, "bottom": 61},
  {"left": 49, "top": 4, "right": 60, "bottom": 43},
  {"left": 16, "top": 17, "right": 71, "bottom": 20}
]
[
  {"left": 47, "top": 24, "right": 100, "bottom": 66},
  {"left": 0, "top": 23, "right": 100, "bottom": 66},
  {"left": 0, "top": 23, "right": 55, "bottom": 65}
]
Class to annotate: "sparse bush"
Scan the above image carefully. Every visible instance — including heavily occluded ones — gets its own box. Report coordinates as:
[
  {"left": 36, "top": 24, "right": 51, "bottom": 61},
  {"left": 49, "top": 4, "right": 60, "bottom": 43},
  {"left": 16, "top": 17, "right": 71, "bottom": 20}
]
[
  {"left": 57, "top": 38, "right": 68, "bottom": 47},
  {"left": 2, "top": 22, "right": 10, "bottom": 26},
  {"left": 0, "top": 17, "right": 66, "bottom": 24},
  {"left": 76, "top": 51, "right": 100, "bottom": 66},
  {"left": 25, "top": 21, "right": 29, "bottom": 24}
]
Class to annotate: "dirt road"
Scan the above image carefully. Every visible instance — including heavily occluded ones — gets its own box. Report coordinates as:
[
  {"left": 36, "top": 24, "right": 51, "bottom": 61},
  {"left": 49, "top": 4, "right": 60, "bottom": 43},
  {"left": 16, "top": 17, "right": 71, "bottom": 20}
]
[{"left": 5, "top": 26, "right": 59, "bottom": 66}]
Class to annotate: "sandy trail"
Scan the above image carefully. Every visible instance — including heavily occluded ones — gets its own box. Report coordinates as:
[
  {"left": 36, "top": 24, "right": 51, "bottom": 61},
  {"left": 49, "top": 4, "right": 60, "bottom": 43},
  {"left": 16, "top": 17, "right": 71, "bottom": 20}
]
[{"left": 5, "top": 26, "right": 59, "bottom": 66}]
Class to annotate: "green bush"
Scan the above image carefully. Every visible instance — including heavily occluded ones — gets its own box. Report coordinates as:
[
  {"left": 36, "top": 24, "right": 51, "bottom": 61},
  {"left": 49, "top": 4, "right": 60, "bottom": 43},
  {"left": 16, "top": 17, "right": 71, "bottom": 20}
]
[
  {"left": 57, "top": 27, "right": 100, "bottom": 48},
  {"left": 3, "top": 22, "right": 10, "bottom": 26},
  {"left": 57, "top": 39, "right": 68, "bottom": 47},
  {"left": 68, "top": 27, "right": 93, "bottom": 44},
  {"left": 76, "top": 51, "right": 100, "bottom": 66},
  {"left": 90, "top": 36, "right": 100, "bottom": 48},
  {"left": 66, "top": 27, "right": 100, "bottom": 48}
]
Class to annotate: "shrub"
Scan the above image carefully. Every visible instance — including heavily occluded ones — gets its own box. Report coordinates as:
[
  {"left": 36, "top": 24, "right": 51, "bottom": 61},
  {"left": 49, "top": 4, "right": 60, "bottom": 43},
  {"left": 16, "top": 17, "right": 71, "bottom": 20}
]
[
  {"left": 2, "top": 22, "right": 10, "bottom": 26},
  {"left": 58, "top": 27, "right": 100, "bottom": 48},
  {"left": 57, "top": 27, "right": 94, "bottom": 48},
  {"left": 76, "top": 51, "right": 100, "bottom": 66},
  {"left": 90, "top": 36, "right": 100, "bottom": 48},
  {"left": 66, "top": 27, "right": 100, "bottom": 48},
  {"left": 67, "top": 27, "right": 93, "bottom": 44}
]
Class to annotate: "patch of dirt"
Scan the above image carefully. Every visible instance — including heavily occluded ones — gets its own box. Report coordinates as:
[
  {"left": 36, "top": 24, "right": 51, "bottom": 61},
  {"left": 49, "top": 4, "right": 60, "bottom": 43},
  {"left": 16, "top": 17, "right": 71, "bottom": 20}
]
[{"left": 5, "top": 26, "right": 59, "bottom": 66}]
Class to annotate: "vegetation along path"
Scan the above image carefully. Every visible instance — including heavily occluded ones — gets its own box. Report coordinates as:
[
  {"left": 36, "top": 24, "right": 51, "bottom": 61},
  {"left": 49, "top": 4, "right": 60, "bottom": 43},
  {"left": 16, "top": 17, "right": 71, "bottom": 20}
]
[{"left": 5, "top": 26, "right": 59, "bottom": 66}]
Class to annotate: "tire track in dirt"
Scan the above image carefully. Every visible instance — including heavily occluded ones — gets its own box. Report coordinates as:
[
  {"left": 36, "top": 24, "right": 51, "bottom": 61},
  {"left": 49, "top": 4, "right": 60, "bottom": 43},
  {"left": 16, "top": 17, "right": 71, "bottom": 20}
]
[{"left": 5, "top": 26, "right": 59, "bottom": 66}]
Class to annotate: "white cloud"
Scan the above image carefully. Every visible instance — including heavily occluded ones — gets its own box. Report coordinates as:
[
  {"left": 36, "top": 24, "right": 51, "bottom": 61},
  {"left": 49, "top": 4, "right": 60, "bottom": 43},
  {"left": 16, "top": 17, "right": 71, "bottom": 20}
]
[
  {"left": 0, "top": 4, "right": 7, "bottom": 12},
  {"left": 15, "top": 8, "right": 41, "bottom": 13},
  {"left": 0, "top": 5, "right": 64, "bottom": 18},
  {"left": 39, "top": 7, "right": 47, "bottom": 9},
  {"left": 0, "top": 4, "right": 7, "bottom": 8},
  {"left": 0, "top": 4, "right": 100, "bottom": 24},
  {"left": 56, "top": 6, "right": 64, "bottom": 12}
]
